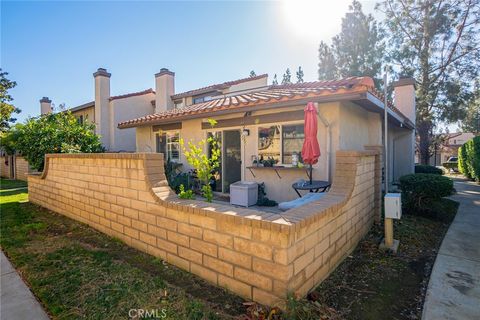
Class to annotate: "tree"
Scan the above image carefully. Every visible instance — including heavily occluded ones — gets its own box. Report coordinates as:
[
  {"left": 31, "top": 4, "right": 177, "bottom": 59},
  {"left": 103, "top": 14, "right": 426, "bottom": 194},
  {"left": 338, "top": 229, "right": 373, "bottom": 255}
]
[
  {"left": 296, "top": 66, "right": 304, "bottom": 83},
  {"left": 272, "top": 74, "right": 278, "bottom": 85},
  {"left": 249, "top": 70, "right": 257, "bottom": 77},
  {"left": 318, "top": 1, "right": 384, "bottom": 84},
  {"left": 0, "top": 69, "right": 20, "bottom": 132},
  {"left": 460, "top": 82, "right": 480, "bottom": 133},
  {"left": 378, "top": 0, "right": 480, "bottom": 164},
  {"left": 282, "top": 68, "right": 292, "bottom": 85},
  {"left": 9, "top": 111, "right": 104, "bottom": 171}
]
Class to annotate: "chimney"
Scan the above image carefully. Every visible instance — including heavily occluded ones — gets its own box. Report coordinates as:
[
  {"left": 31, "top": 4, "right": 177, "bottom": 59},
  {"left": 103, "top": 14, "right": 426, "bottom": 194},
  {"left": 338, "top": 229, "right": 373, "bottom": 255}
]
[
  {"left": 40, "top": 97, "right": 52, "bottom": 115},
  {"left": 393, "top": 78, "right": 416, "bottom": 124},
  {"left": 155, "top": 68, "right": 175, "bottom": 113},
  {"left": 93, "top": 68, "right": 111, "bottom": 149}
]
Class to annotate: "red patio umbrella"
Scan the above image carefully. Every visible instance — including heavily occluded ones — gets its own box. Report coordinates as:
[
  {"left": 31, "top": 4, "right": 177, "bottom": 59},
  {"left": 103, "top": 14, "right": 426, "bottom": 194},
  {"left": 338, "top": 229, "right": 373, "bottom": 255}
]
[{"left": 301, "top": 102, "right": 321, "bottom": 184}]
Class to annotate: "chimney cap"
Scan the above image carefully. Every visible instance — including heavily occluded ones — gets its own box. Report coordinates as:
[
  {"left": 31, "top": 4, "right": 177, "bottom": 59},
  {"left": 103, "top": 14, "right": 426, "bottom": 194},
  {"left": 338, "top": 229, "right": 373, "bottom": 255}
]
[
  {"left": 155, "top": 68, "right": 175, "bottom": 78},
  {"left": 40, "top": 97, "right": 51, "bottom": 103},
  {"left": 93, "top": 68, "right": 111, "bottom": 78},
  {"left": 393, "top": 77, "right": 415, "bottom": 87}
]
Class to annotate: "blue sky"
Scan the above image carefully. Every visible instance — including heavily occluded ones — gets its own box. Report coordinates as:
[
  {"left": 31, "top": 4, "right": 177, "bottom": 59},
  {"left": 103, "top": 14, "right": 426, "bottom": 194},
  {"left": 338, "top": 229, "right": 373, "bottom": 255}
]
[{"left": 2, "top": 0, "right": 376, "bottom": 122}]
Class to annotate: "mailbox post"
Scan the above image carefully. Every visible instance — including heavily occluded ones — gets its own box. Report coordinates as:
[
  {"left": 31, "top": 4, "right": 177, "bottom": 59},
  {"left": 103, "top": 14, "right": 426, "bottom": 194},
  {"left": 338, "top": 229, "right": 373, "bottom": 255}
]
[{"left": 380, "top": 193, "right": 402, "bottom": 253}]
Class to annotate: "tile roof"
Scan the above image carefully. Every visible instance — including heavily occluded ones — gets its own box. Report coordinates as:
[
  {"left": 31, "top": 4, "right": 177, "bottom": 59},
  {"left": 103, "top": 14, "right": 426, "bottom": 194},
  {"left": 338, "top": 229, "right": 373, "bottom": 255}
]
[
  {"left": 118, "top": 77, "right": 382, "bottom": 128},
  {"left": 171, "top": 74, "right": 268, "bottom": 99},
  {"left": 109, "top": 88, "right": 155, "bottom": 101}
]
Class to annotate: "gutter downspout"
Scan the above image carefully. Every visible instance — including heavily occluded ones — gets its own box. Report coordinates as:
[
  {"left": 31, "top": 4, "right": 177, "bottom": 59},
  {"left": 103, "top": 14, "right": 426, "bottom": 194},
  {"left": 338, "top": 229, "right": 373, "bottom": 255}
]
[{"left": 315, "top": 103, "right": 332, "bottom": 182}]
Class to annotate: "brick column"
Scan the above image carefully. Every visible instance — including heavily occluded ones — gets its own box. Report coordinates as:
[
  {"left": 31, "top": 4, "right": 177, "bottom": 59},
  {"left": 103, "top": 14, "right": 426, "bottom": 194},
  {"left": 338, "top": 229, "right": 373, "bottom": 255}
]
[{"left": 364, "top": 145, "right": 383, "bottom": 223}]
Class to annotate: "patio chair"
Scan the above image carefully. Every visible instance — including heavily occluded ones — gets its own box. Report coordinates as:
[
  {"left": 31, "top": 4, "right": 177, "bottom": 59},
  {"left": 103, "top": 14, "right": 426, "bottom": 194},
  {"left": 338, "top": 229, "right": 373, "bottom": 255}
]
[{"left": 278, "top": 192, "right": 326, "bottom": 211}]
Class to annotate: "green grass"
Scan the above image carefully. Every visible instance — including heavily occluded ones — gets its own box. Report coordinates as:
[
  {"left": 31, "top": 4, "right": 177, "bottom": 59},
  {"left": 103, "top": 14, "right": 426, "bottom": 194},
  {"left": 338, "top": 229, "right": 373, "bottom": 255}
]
[
  {"left": 0, "top": 178, "right": 459, "bottom": 320},
  {"left": 0, "top": 179, "right": 243, "bottom": 320}
]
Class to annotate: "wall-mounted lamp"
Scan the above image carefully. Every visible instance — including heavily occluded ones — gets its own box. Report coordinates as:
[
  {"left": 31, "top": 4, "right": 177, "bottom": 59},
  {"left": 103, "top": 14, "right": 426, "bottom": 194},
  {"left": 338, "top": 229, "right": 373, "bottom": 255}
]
[{"left": 242, "top": 129, "right": 250, "bottom": 136}]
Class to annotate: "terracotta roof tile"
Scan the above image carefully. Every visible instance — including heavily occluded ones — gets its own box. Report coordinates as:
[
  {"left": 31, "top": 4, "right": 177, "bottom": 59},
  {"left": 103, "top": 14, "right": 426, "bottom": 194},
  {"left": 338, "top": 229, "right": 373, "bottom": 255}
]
[
  {"left": 171, "top": 74, "right": 268, "bottom": 99},
  {"left": 118, "top": 77, "right": 380, "bottom": 128}
]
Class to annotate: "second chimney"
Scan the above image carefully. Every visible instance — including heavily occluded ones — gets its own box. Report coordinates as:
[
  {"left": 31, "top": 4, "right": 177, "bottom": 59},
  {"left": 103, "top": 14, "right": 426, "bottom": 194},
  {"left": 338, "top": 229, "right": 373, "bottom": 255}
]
[
  {"left": 393, "top": 78, "right": 416, "bottom": 124},
  {"left": 40, "top": 97, "right": 52, "bottom": 115},
  {"left": 155, "top": 68, "right": 175, "bottom": 114},
  {"left": 94, "top": 68, "right": 111, "bottom": 149}
]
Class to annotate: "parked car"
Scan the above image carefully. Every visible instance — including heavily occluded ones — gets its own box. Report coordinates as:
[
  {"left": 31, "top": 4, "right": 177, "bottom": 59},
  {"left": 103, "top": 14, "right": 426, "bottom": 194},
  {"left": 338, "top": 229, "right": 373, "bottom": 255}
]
[{"left": 443, "top": 156, "right": 458, "bottom": 172}]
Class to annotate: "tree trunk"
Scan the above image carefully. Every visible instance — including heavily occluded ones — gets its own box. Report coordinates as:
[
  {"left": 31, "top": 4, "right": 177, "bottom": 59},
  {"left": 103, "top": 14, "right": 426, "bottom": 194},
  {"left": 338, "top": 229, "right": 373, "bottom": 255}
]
[{"left": 417, "top": 119, "right": 431, "bottom": 165}]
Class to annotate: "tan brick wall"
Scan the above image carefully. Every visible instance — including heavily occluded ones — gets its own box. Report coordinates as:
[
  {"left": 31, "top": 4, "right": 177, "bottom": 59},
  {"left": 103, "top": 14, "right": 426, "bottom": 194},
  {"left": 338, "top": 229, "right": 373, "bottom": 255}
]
[
  {"left": 1, "top": 156, "right": 31, "bottom": 181},
  {"left": 0, "top": 156, "right": 12, "bottom": 179},
  {"left": 28, "top": 150, "right": 379, "bottom": 308}
]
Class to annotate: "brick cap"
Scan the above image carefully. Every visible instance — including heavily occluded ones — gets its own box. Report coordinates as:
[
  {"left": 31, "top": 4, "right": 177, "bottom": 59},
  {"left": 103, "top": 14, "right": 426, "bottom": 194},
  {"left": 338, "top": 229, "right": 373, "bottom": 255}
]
[
  {"left": 93, "top": 68, "right": 111, "bottom": 78},
  {"left": 40, "top": 97, "right": 51, "bottom": 103},
  {"left": 155, "top": 68, "right": 175, "bottom": 78},
  {"left": 393, "top": 77, "right": 415, "bottom": 87}
]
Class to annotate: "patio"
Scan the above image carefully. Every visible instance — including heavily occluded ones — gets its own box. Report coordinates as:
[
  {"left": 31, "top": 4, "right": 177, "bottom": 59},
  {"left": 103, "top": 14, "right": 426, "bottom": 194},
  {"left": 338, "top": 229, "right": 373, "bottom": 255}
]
[{"left": 28, "top": 149, "right": 380, "bottom": 307}]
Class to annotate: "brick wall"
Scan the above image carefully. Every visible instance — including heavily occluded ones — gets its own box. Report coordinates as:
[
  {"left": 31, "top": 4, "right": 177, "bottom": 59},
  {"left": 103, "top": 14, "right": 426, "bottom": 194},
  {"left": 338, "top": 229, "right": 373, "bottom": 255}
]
[
  {"left": 0, "top": 156, "right": 30, "bottom": 181},
  {"left": 28, "top": 150, "right": 379, "bottom": 308}
]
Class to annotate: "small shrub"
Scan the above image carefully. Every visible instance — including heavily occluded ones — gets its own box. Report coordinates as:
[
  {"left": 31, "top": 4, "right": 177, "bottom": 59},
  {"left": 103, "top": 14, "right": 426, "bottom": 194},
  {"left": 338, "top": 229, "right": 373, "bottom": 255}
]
[
  {"left": 178, "top": 184, "right": 195, "bottom": 200},
  {"left": 399, "top": 173, "right": 454, "bottom": 215},
  {"left": 414, "top": 164, "right": 443, "bottom": 175}
]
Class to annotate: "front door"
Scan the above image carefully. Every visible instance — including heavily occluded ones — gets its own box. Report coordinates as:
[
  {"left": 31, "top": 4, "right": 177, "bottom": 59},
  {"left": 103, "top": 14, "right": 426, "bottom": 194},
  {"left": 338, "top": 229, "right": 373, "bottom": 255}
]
[{"left": 223, "top": 130, "right": 242, "bottom": 193}]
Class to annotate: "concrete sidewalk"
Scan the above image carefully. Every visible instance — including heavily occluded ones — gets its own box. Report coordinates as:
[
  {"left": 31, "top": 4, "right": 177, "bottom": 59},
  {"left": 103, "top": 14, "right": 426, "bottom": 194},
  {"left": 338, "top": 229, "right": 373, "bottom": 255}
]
[
  {"left": 1, "top": 251, "right": 49, "bottom": 320},
  {"left": 422, "top": 177, "right": 480, "bottom": 320}
]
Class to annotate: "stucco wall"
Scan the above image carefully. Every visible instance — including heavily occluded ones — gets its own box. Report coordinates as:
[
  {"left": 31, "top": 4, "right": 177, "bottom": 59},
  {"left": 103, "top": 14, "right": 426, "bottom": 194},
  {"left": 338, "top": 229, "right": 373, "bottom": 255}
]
[
  {"left": 72, "top": 106, "right": 95, "bottom": 124},
  {"left": 28, "top": 150, "right": 379, "bottom": 308},
  {"left": 133, "top": 101, "right": 385, "bottom": 203},
  {"left": 0, "top": 156, "right": 12, "bottom": 179},
  {"left": 111, "top": 93, "right": 155, "bottom": 152}
]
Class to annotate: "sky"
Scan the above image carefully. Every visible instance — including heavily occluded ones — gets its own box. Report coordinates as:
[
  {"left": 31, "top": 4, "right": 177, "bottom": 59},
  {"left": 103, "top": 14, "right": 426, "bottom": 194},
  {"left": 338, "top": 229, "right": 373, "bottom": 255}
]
[{"left": 2, "top": 0, "right": 378, "bottom": 122}]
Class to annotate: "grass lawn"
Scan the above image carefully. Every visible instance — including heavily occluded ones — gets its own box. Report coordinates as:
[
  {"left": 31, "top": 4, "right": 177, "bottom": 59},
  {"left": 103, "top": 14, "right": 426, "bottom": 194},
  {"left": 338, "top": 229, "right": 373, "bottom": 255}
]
[{"left": 0, "top": 178, "right": 458, "bottom": 320}]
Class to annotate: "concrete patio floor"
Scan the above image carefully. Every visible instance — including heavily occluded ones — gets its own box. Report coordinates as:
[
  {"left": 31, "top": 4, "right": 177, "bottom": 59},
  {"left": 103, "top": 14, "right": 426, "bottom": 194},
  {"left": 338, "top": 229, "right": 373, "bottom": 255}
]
[
  {"left": 1, "top": 251, "right": 49, "bottom": 320},
  {"left": 422, "top": 177, "right": 480, "bottom": 320}
]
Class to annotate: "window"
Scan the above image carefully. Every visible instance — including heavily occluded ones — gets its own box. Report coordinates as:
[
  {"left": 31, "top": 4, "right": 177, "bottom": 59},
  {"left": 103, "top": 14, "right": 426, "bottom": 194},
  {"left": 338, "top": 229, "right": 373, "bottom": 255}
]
[
  {"left": 156, "top": 131, "right": 180, "bottom": 161},
  {"left": 77, "top": 115, "right": 84, "bottom": 125},
  {"left": 193, "top": 95, "right": 213, "bottom": 104},
  {"left": 258, "top": 126, "right": 281, "bottom": 162},
  {"left": 257, "top": 124, "right": 305, "bottom": 164},
  {"left": 282, "top": 124, "right": 305, "bottom": 164}
]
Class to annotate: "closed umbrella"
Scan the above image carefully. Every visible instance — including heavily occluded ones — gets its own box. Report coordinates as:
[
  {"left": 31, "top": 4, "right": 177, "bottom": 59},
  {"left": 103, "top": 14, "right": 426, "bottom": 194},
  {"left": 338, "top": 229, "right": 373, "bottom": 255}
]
[{"left": 301, "top": 102, "right": 321, "bottom": 185}]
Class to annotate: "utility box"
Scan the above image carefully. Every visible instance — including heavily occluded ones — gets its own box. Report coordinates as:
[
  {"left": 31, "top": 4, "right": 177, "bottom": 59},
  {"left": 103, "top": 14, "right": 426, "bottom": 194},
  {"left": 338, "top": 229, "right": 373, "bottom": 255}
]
[
  {"left": 230, "top": 181, "right": 258, "bottom": 207},
  {"left": 384, "top": 193, "right": 402, "bottom": 219}
]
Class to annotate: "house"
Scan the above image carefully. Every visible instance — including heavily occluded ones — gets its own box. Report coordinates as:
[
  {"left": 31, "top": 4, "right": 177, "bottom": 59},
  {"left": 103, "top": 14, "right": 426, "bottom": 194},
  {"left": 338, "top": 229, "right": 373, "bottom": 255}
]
[
  {"left": 39, "top": 68, "right": 156, "bottom": 152},
  {"left": 118, "top": 70, "right": 416, "bottom": 203},
  {"left": 421, "top": 132, "right": 477, "bottom": 166}
]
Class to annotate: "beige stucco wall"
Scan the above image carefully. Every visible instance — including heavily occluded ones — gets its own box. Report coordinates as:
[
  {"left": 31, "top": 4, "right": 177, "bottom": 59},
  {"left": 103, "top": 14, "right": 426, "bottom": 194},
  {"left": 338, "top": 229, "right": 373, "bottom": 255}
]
[
  {"left": 133, "top": 101, "right": 385, "bottom": 202},
  {"left": 0, "top": 156, "right": 12, "bottom": 179},
  {"left": 111, "top": 93, "right": 155, "bottom": 152},
  {"left": 72, "top": 106, "right": 95, "bottom": 124},
  {"left": 28, "top": 150, "right": 380, "bottom": 308}
]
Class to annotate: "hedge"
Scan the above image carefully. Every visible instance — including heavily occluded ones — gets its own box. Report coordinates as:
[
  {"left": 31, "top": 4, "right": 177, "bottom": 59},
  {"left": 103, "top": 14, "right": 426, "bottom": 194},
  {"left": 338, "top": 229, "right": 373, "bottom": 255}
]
[
  {"left": 414, "top": 164, "right": 443, "bottom": 175},
  {"left": 399, "top": 173, "right": 454, "bottom": 215},
  {"left": 458, "top": 136, "right": 480, "bottom": 182}
]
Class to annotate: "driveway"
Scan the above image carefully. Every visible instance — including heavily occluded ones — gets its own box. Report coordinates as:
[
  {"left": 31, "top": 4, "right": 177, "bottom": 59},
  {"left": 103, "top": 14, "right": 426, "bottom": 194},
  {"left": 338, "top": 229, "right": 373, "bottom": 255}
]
[{"left": 422, "top": 177, "right": 480, "bottom": 320}]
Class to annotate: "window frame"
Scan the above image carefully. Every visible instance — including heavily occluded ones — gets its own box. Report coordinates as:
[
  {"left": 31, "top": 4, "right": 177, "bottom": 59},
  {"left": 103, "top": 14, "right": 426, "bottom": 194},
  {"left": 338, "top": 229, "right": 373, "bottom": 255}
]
[
  {"left": 257, "top": 121, "right": 305, "bottom": 165},
  {"left": 156, "top": 130, "right": 180, "bottom": 162}
]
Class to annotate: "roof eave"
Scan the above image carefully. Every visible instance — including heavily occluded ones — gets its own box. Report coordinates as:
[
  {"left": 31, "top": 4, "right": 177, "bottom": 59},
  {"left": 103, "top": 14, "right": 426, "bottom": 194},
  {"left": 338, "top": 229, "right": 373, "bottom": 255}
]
[{"left": 118, "top": 91, "right": 366, "bottom": 129}]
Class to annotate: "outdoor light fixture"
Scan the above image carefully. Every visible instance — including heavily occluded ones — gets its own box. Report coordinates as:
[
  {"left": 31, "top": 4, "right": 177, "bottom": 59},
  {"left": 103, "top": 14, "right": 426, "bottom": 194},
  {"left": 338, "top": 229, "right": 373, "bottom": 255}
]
[{"left": 242, "top": 129, "right": 250, "bottom": 136}]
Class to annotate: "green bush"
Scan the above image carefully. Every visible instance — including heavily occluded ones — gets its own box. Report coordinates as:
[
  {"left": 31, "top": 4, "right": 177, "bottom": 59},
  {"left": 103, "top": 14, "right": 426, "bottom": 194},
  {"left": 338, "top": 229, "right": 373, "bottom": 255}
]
[
  {"left": 458, "top": 145, "right": 469, "bottom": 178},
  {"left": 4, "top": 112, "right": 104, "bottom": 171},
  {"left": 414, "top": 164, "right": 443, "bottom": 175},
  {"left": 399, "top": 173, "right": 454, "bottom": 215},
  {"left": 458, "top": 136, "right": 480, "bottom": 181}
]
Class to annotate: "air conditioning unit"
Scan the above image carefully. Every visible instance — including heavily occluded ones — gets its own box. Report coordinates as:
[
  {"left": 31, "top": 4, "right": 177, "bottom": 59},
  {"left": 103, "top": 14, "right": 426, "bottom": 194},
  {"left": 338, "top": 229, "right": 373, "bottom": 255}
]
[{"left": 384, "top": 193, "right": 402, "bottom": 219}]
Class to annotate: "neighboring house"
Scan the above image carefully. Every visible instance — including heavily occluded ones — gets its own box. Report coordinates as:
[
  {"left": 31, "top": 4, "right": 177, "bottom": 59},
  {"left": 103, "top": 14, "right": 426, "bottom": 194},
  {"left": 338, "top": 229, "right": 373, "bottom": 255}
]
[
  {"left": 40, "top": 68, "right": 156, "bottom": 152},
  {"left": 0, "top": 152, "right": 32, "bottom": 181},
  {"left": 421, "top": 132, "right": 477, "bottom": 166},
  {"left": 118, "top": 72, "right": 416, "bottom": 202}
]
